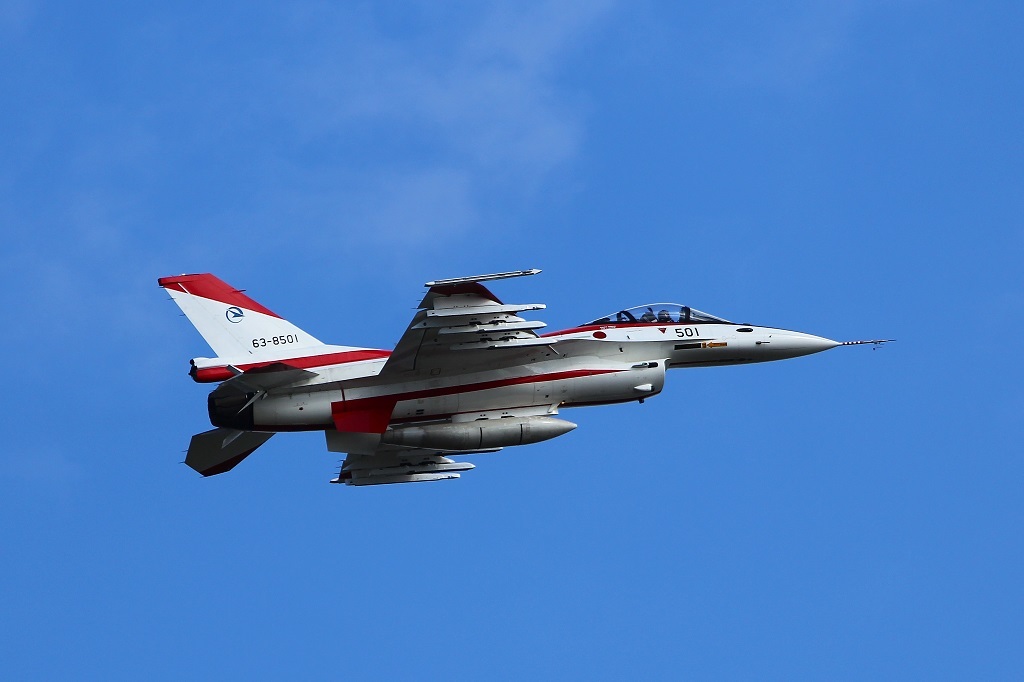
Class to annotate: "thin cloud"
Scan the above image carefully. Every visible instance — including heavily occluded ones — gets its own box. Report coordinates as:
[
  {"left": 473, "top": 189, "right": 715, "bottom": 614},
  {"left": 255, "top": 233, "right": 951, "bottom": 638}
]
[
  {"left": 711, "top": 3, "right": 864, "bottom": 90},
  {"left": 351, "top": 167, "right": 478, "bottom": 241},
  {"left": 271, "top": 1, "right": 616, "bottom": 243},
  {"left": 0, "top": 3, "right": 618, "bottom": 323}
]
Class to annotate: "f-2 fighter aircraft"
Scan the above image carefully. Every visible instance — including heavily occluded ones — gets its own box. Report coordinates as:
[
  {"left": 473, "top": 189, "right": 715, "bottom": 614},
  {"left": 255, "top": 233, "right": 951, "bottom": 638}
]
[{"left": 160, "top": 269, "right": 887, "bottom": 486}]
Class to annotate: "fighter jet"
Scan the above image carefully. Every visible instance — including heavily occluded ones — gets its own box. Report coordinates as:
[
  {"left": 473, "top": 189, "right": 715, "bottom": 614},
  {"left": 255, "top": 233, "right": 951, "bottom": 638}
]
[{"left": 160, "top": 269, "right": 889, "bottom": 486}]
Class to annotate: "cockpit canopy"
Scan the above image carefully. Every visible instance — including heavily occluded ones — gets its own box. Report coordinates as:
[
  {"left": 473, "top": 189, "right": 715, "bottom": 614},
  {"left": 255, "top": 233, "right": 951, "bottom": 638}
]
[{"left": 584, "top": 303, "right": 731, "bottom": 326}]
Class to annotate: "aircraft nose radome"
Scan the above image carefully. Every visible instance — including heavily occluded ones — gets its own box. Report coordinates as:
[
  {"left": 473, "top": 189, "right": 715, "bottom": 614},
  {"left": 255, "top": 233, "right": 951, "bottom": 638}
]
[{"left": 771, "top": 332, "right": 840, "bottom": 355}]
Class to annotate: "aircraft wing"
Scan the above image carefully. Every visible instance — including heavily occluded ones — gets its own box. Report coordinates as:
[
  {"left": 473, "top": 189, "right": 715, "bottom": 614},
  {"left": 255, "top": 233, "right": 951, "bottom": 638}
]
[
  {"left": 330, "top": 270, "right": 561, "bottom": 485},
  {"left": 380, "top": 269, "right": 552, "bottom": 376}
]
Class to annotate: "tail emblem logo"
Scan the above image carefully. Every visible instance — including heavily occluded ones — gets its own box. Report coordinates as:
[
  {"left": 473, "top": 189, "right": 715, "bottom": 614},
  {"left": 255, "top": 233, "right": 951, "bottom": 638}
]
[{"left": 225, "top": 306, "right": 245, "bottom": 323}]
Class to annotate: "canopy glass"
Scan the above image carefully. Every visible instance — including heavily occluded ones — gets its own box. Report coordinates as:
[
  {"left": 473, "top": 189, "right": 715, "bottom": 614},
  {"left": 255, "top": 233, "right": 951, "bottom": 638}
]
[{"left": 583, "top": 303, "right": 731, "bottom": 326}]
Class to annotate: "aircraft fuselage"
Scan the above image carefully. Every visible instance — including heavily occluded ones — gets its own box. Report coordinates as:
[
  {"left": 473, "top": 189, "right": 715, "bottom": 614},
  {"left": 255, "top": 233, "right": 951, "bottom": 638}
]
[
  {"left": 208, "top": 322, "right": 838, "bottom": 433},
  {"left": 162, "top": 270, "right": 885, "bottom": 485}
]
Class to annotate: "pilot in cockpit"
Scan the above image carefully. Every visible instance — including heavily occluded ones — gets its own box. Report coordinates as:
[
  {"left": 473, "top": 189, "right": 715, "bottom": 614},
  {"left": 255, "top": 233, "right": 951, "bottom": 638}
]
[
  {"left": 657, "top": 309, "right": 672, "bottom": 323},
  {"left": 640, "top": 307, "right": 656, "bottom": 323}
]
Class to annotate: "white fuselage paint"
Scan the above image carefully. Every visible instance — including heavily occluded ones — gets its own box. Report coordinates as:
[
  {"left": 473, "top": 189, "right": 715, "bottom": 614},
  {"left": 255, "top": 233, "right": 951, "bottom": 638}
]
[{"left": 244, "top": 324, "right": 837, "bottom": 431}]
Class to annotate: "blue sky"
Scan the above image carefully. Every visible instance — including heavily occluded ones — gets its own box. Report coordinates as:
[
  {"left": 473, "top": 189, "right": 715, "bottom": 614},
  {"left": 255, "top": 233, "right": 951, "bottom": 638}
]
[{"left": 2, "top": 1, "right": 1022, "bottom": 679}]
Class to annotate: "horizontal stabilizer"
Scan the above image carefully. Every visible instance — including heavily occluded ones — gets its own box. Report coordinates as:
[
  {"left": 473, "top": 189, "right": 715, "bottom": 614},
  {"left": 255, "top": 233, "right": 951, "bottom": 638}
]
[{"left": 186, "top": 428, "right": 274, "bottom": 476}]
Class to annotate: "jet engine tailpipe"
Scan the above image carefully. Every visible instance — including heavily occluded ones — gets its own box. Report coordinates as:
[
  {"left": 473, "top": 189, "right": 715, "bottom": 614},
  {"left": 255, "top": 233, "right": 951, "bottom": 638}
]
[{"left": 208, "top": 389, "right": 255, "bottom": 430}]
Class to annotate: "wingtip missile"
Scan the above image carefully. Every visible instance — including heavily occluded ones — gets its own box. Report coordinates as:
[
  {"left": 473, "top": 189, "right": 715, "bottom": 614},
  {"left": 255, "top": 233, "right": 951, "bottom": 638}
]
[{"left": 425, "top": 269, "right": 541, "bottom": 287}]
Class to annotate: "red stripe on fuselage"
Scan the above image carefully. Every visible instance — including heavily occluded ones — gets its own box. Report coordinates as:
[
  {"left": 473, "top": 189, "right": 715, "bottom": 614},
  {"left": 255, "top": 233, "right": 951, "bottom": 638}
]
[
  {"left": 333, "top": 368, "right": 614, "bottom": 411},
  {"left": 250, "top": 367, "right": 625, "bottom": 432},
  {"left": 327, "top": 366, "right": 618, "bottom": 430},
  {"left": 333, "top": 398, "right": 396, "bottom": 434},
  {"left": 193, "top": 349, "right": 392, "bottom": 383}
]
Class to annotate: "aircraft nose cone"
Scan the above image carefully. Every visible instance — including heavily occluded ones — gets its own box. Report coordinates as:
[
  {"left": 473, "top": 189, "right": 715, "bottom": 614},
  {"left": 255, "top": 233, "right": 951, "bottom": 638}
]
[{"left": 768, "top": 331, "right": 840, "bottom": 357}]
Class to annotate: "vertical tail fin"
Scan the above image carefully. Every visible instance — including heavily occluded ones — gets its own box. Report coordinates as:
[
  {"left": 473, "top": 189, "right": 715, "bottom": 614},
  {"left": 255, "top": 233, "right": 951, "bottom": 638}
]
[{"left": 159, "top": 273, "right": 324, "bottom": 358}]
